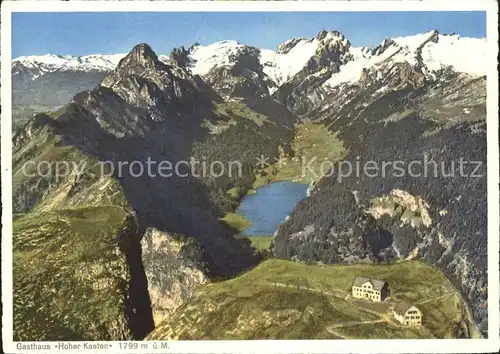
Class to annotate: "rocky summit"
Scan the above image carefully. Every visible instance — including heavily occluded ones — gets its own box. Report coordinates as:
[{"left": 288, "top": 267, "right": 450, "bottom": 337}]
[{"left": 11, "top": 28, "right": 487, "bottom": 340}]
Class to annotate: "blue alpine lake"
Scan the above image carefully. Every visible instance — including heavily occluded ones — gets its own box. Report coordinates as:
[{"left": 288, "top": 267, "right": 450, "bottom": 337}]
[{"left": 236, "top": 181, "right": 309, "bottom": 236}]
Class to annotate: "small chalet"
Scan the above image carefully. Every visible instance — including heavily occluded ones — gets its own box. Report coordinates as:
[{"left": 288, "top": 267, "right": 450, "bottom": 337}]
[
  {"left": 393, "top": 301, "right": 422, "bottom": 326},
  {"left": 351, "top": 276, "right": 390, "bottom": 302}
]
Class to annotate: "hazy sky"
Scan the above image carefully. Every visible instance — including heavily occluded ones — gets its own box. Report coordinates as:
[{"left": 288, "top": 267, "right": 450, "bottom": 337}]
[{"left": 12, "top": 11, "right": 486, "bottom": 58}]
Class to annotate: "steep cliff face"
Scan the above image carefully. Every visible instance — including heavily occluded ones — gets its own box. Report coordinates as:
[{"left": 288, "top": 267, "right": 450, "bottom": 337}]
[
  {"left": 100, "top": 43, "right": 212, "bottom": 115},
  {"left": 8, "top": 45, "right": 284, "bottom": 343},
  {"left": 273, "top": 31, "right": 485, "bottom": 119},
  {"left": 12, "top": 196, "right": 154, "bottom": 340},
  {"left": 141, "top": 228, "right": 207, "bottom": 326},
  {"left": 10, "top": 44, "right": 233, "bottom": 341}
]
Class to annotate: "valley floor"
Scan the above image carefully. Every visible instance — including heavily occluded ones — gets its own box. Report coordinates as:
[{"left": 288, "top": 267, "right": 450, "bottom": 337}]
[{"left": 252, "top": 122, "right": 347, "bottom": 188}]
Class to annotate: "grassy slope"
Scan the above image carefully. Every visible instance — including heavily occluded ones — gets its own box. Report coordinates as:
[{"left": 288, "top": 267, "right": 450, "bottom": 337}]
[
  {"left": 12, "top": 98, "right": 280, "bottom": 339},
  {"left": 220, "top": 213, "right": 251, "bottom": 233},
  {"left": 202, "top": 101, "right": 271, "bottom": 135},
  {"left": 13, "top": 125, "right": 128, "bottom": 212},
  {"left": 147, "top": 259, "right": 476, "bottom": 340},
  {"left": 234, "top": 235, "right": 274, "bottom": 251},
  {"left": 214, "top": 101, "right": 270, "bottom": 128},
  {"left": 13, "top": 206, "right": 134, "bottom": 341},
  {"left": 12, "top": 122, "right": 139, "bottom": 340},
  {"left": 222, "top": 211, "right": 273, "bottom": 251}
]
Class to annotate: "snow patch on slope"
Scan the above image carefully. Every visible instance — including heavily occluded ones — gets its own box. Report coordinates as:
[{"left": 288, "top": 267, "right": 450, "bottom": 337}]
[
  {"left": 420, "top": 34, "right": 487, "bottom": 76},
  {"left": 324, "top": 47, "right": 370, "bottom": 87},
  {"left": 392, "top": 31, "right": 437, "bottom": 51},
  {"left": 260, "top": 39, "right": 317, "bottom": 86},
  {"left": 188, "top": 41, "right": 246, "bottom": 76},
  {"left": 187, "top": 36, "right": 322, "bottom": 87}
]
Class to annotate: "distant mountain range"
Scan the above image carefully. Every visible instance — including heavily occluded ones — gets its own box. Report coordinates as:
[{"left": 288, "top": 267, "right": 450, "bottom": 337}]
[{"left": 12, "top": 30, "right": 486, "bottom": 107}]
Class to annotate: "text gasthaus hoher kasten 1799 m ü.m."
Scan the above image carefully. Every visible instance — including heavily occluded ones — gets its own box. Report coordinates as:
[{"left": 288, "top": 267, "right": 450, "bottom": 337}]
[{"left": 16, "top": 342, "right": 170, "bottom": 351}]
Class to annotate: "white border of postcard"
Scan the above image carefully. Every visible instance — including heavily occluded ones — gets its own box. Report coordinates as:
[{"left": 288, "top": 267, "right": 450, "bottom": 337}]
[{"left": 1, "top": 1, "right": 499, "bottom": 353}]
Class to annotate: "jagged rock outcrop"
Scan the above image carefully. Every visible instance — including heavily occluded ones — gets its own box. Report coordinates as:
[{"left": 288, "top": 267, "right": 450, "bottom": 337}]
[
  {"left": 170, "top": 46, "right": 191, "bottom": 68},
  {"left": 275, "top": 30, "right": 353, "bottom": 114},
  {"left": 203, "top": 61, "right": 271, "bottom": 99},
  {"left": 13, "top": 30, "right": 485, "bottom": 123},
  {"left": 141, "top": 228, "right": 207, "bottom": 326},
  {"left": 100, "top": 43, "right": 214, "bottom": 122},
  {"left": 367, "top": 189, "right": 432, "bottom": 228}
]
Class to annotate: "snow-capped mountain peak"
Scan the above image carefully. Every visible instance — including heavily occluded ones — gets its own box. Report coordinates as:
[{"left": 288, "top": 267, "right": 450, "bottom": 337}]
[
  {"left": 261, "top": 30, "right": 351, "bottom": 87},
  {"left": 324, "top": 30, "right": 486, "bottom": 88}
]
